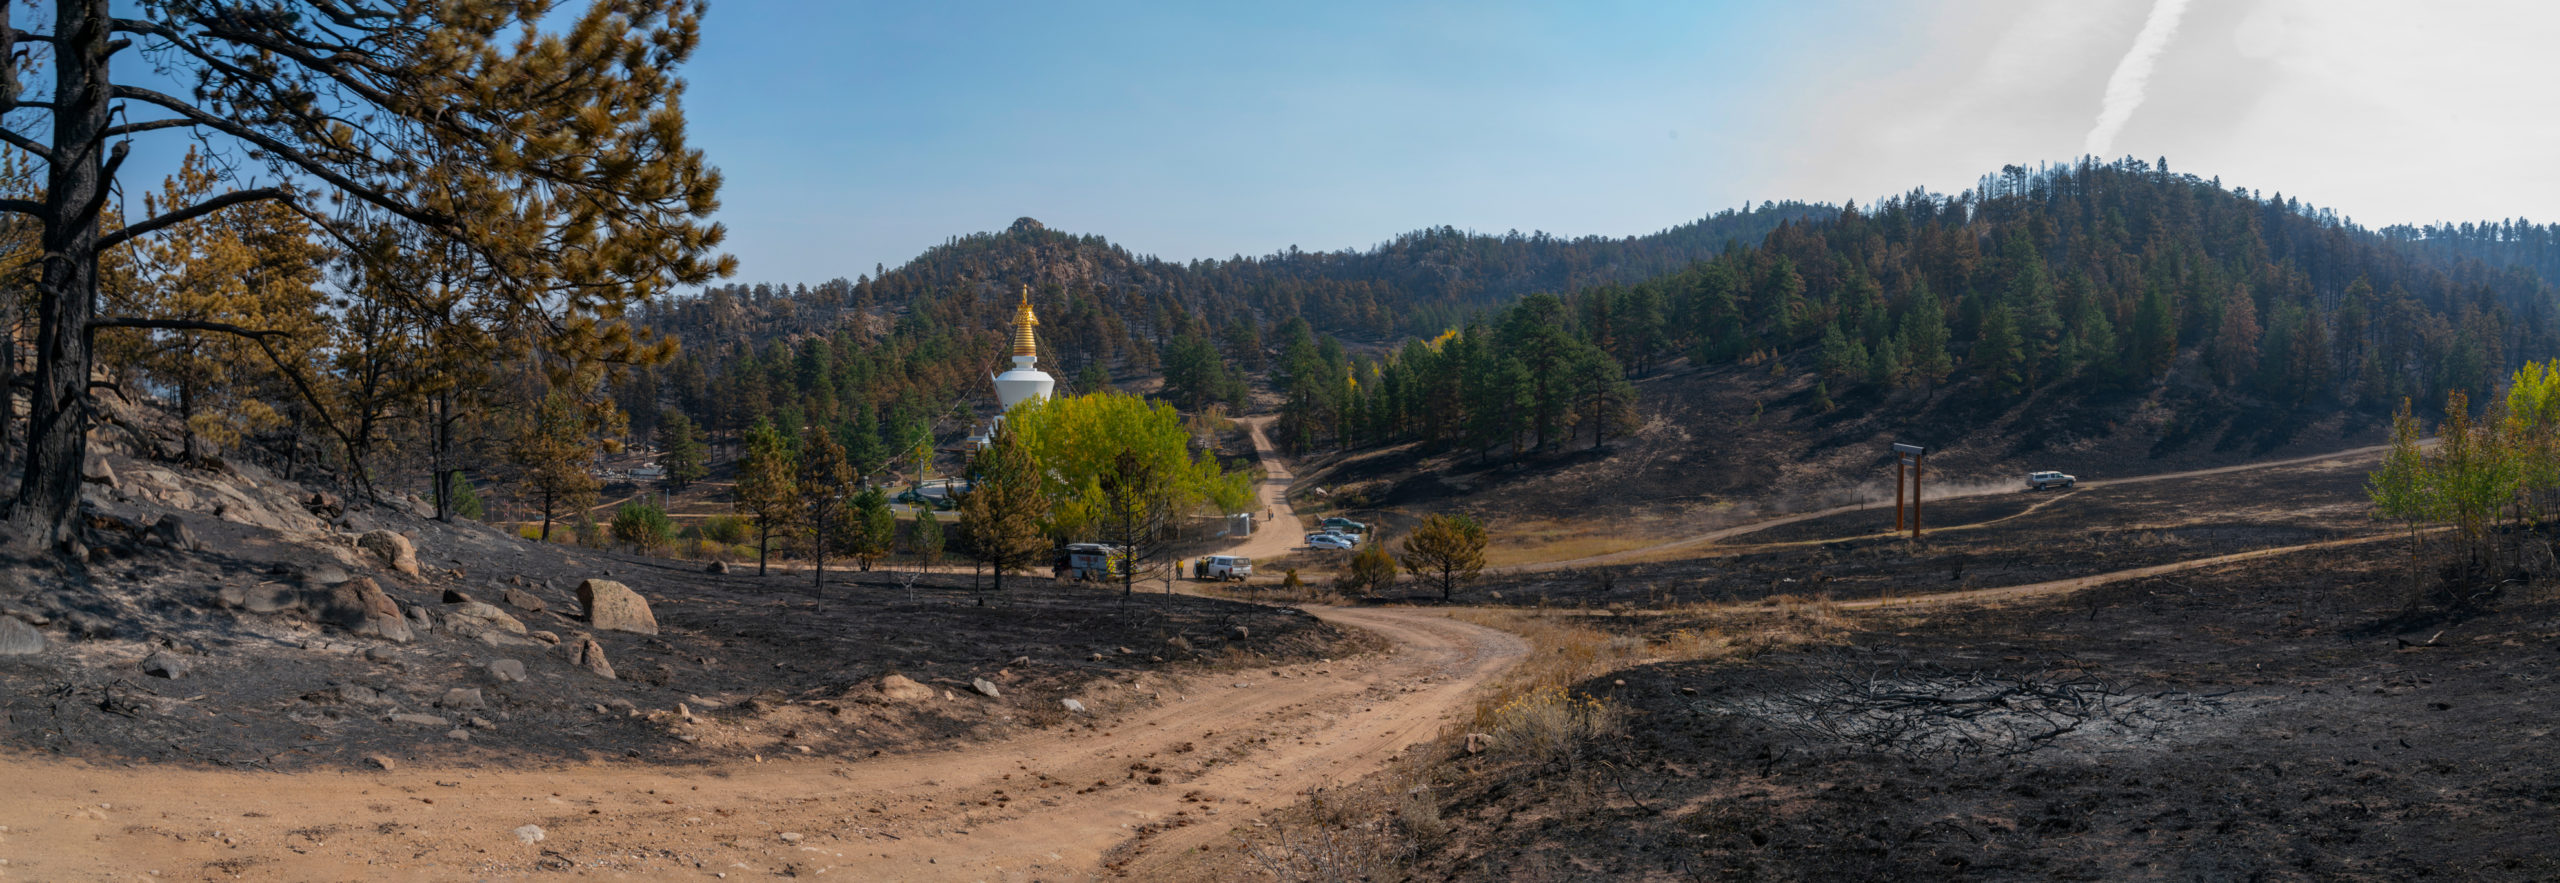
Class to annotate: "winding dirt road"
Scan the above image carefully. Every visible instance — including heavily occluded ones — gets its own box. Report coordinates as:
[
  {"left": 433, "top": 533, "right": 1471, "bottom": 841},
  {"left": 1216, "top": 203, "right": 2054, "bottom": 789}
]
[{"left": 0, "top": 606, "right": 1523, "bottom": 880}]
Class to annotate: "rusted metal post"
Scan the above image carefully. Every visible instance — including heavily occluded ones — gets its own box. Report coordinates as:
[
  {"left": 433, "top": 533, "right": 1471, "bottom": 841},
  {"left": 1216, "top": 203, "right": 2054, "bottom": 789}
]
[{"left": 1912, "top": 451, "right": 1924, "bottom": 540}]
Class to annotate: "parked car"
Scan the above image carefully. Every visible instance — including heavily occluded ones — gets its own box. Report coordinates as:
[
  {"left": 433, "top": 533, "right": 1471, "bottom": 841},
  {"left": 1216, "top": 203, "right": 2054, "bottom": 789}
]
[
  {"left": 1306, "top": 533, "right": 1356, "bottom": 551},
  {"left": 894, "top": 487, "right": 957, "bottom": 510},
  {"left": 1196, "top": 555, "right": 1253, "bottom": 581},
  {"left": 1321, "top": 517, "right": 1367, "bottom": 534},
  {"left": 2026, "top": 470, "right": 2077, "bottom": 491}
]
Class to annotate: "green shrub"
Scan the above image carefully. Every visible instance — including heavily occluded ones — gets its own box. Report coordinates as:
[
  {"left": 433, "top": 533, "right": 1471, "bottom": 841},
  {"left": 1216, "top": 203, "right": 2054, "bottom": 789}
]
[
  {"left": 701, "top": 514, "right": 751, "bottom": 545},
  {"left": 1340, "top": 543, "right": 1397, "bottom": 596},
  {"left": 447, "top": 472, "right": 486, "bottom": 520},
  {"left": 612, "top": 500, "right": 676, "bottom": 552}
]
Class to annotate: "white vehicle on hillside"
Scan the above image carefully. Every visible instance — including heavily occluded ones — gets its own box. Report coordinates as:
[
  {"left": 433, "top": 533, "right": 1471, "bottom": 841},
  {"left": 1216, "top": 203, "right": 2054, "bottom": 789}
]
[{"left": 2026, "top": 470, "right": 2077, "bottom": 491}]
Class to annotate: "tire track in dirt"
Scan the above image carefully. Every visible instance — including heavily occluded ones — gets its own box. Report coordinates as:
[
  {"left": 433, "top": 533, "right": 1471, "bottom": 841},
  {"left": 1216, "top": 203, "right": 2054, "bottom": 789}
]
[{"left": 0, "top": 605, "right": 1522, "bottom": 881}]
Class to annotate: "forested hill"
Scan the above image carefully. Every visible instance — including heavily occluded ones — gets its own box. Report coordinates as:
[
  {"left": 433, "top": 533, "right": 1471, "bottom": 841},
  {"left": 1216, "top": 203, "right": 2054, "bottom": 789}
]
[
  {"left": 624, "top": 157, "right": 2560, "bottom": 472},
  {"left": 1305, "top": 157, "right": 2560, "bottom": 464},
  {"left": 2383, "top": 219, "right": 2560, "bottom": 297},
  {"left": 621, "top": 204, "right": 1825, "bottom": 444}
]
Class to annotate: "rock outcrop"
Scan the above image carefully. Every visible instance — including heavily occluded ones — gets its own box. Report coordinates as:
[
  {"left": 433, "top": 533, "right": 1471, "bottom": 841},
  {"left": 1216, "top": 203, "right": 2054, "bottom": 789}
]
[
  {"left": 576, "top": 579, "right": 658, "bottom": 635},
  {"left": 357, "top": 530, "right": 420, "bottom": 577}
]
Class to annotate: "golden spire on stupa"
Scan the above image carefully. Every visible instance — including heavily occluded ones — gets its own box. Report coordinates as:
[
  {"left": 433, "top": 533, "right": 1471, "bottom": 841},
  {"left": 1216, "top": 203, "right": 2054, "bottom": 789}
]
[{"left": 1011, "top": 284, "right": 1040, "bottom": 358}]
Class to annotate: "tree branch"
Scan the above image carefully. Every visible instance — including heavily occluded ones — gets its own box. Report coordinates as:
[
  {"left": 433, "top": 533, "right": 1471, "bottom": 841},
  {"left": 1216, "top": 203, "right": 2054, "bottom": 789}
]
[
  {"left": 99, "top": 117, "right": 199, "bottom": 139},
  {"left": 0, "top": 198, "right": 41, "bottom": 218},
  {"left": 0, "top": 128, "right": 53, "bottom": 163},
  {"left": 111, "top": 84, "right": 452, "bottom": 231},
  {"left": 87, "top": 317, "right": 292, "bottom": 340},
  {"left": 97, "top": 186, "right": 292, "bottom": 251}
]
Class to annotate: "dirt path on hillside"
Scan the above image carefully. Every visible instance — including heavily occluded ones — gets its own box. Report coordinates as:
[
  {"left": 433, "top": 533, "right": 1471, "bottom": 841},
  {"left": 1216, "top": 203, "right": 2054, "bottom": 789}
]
[
  {"left": 0, "top": 604, "right": 1523, "bottom": 881},
  {"left": 1833, "top": 530, "right": 2436, "bottom": 611},
  {"left": 1225, "top": 416, "right": 1308, "bottom": 565},
  {"left": 1507, "top": 440, "right": 2405, "bottom": 573}
]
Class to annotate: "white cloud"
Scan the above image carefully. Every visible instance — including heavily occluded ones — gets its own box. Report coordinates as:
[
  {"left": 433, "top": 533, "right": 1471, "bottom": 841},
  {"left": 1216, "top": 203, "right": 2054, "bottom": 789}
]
[{"left": 1757, "top": 0, "right": 2560, "bottom": 226}]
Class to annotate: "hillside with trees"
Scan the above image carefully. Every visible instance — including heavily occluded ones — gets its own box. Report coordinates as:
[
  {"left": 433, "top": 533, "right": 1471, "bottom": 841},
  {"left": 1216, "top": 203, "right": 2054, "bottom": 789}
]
[{"left": 617, "top": 205, "right": 1825, "bottom": 458}]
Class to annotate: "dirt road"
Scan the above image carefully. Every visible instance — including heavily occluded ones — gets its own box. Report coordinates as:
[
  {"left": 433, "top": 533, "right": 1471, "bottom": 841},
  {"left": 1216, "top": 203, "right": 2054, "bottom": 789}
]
[
  {"left": 1508, "top": 440, "right": 2405, "bottom": 573},
  {"left": 0, "top": 605, "right": 1522, "bottom": 880},
  {"left": 1225, "top": 416, "right": 1308, "bottom": 565}
]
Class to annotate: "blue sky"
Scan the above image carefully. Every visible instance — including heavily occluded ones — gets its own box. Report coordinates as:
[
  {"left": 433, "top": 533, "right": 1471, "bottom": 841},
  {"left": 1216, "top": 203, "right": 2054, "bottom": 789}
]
[{"left": 681, "top": 1, "right": 2560, "bottom": 284}]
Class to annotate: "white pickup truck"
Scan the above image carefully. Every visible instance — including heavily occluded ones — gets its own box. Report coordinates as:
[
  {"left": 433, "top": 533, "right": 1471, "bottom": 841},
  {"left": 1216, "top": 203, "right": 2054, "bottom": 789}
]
[
  {"left": 1195, "top": 555, "right": 1252, "bottom": 581},
  {"left": 2026, "top": 470, "right": 2077, "bottom": 491}
]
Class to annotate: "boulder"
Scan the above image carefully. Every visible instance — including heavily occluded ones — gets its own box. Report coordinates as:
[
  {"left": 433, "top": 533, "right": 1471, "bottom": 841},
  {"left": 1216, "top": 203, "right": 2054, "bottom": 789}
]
[
  {"left": 445, "top": 601, "right": 528, "bottom": 636},
  {"left": 356, "top": 530, "right": 420, "bottom": 577},
  {"left": 441, "top": 588, "right": 474, "bottom": 604},
  {"left": 575, "top": 638, "right": 616, "bottom": 679},
  {"left": 706, "top": 560, "right": 729, "bottom": 574},
  {"left": 298, "top": 564, "right": 352, "bottom": 587},
  {"left": 140, "top": 650, "right": 190, "bottom": 679},
  {"left": 875, "top": 674, "right": 934, "bottom": 702},
  {"left": 488, "top": 659, "right": 526, "bottom": 683},
  {"left": 304, "top": 491, "right": 344, "bottom": 518},
  {"left": 144, "top": 515, "right": 199, "bottom": 552},
  {"left": 81, "top": 454, "right": 116, "bottom": 488},
  {"left": 575, "top": 579, "right": 658, "bottom": 635},
  {"left": 1061, "top": 698, "right": 1087, "bottom": 714},
  {"left": 438, "top": 687, "right": 486, "bottom": 710},
  {"left": 499, "top": 587, "right": 546, "bottom": 613},
  {"left": 217, "top": 582, "right": 300, "bottom": 614},
  {"left": 307, "top": 578, "right": 413, "bottom": 643},
  {"left": 971, "top": 678, "right": 1002, "bottom": 699},
  {"left": 0, "top": 618, "right": 45, "bottom": 655},
  {"left": 405, "top": 606, "right": 434, "bottom": 632},
  {"left": 388, "top": 712, "right": 448, "bottom": 727},
  {"left": 334, "top": 683, "right": 394, "bottom": 707}
]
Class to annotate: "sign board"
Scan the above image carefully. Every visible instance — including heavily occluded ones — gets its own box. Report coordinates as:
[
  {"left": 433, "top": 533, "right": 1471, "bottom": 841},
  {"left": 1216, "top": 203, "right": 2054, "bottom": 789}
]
[{"left": 1891, "top": 442, "right": 1927, "bottom": 457}]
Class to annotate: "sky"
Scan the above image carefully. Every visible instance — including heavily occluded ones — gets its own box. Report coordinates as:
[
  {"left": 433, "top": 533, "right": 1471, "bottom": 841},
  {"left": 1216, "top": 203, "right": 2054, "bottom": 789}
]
[{"left": 681, "top": 0, "right": 2560, "bottom": 285}]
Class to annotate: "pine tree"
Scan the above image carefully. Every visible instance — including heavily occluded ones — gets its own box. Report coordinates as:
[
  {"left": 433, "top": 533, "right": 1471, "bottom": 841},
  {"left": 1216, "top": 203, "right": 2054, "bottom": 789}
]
[
  {"left": 798, "top": 425, "right": 851, "bottom": 592},
  {"left": 1398, "top": 513, "right": 1488, "bottom": 601},
  {"left": 660, "top": 411, "right": 709, "bottom": 489},
  {"left": 508, "top": 387, "right": 605, "bottom": 543},
  {"left": 2210, "top": 285, "right": 2261, "bottom": 388},
  {"left": 0, "top": 0, "right": 731, "bottom": 552},
  {"left": 2133, "top": 280, "right": 2177, "bottom": 381},
  {"left": 1901, "top": 282, "right": 1953, "bottom": 386},
  {"left": 116, "top": 148, "right": 326, "bottom": 464},
  {"left": 734, "top": 419, "right": 799, "bottom": 576},
  {"left": 956, "top": 428, "right": 1051, "bottom": 598},
  {"left": 908, "top": 507, "right": 945, "bottom": 572},
  {"left": 847, "top": 486, "right": 895, "bottom": 572},
  {"left": 1974, "top": 304, "right": 2025, "bottom": 396}
]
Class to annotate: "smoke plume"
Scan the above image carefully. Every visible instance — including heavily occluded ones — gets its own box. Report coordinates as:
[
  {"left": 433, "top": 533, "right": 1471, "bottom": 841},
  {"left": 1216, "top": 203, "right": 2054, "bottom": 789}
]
[{"left": 2082, "top": 0, "right": 2192, "bottom": 159}]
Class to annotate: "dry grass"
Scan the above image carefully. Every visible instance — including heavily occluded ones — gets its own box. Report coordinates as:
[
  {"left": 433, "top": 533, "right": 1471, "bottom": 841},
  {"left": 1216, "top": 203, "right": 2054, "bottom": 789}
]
[{"left": 1478, "top": 519, "right": 1663, "bottom": 567}]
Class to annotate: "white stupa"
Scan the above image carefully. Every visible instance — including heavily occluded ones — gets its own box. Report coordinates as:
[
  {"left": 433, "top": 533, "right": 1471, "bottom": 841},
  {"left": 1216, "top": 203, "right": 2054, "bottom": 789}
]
[{"left": 992, "top": 285, "right": 1053, "bottom": 411}]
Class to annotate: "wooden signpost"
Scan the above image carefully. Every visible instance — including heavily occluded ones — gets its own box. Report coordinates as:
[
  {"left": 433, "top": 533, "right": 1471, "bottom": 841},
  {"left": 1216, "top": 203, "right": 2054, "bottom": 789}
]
[{"left": 1892, "top": 442, "right": 1926, "bottom": 540}]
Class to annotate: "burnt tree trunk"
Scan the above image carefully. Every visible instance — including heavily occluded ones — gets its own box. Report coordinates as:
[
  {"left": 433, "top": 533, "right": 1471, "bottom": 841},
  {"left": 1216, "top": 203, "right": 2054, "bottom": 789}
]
[{"left": 9, "top": 0, "right": 110, "bottom": 552}]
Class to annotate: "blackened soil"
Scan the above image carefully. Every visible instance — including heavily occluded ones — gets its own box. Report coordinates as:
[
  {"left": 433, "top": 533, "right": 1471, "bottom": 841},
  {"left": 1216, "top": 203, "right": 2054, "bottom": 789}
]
[
  {"left": 0, "top": 494, "right": 1368, "bottom": 772},
  {"left": 1454, "top": 454, "right": 2383, "bottom": 609},
  {"left": 1421, "top": 542, "right": 2560, "bottom": 880}
]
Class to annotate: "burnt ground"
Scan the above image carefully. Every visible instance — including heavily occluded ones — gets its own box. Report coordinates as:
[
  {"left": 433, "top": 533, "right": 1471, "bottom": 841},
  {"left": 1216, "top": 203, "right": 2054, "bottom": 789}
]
[
  {"left": 1432, "top": 453, "right": 2386, "bottom": 609},
  {"left": 1282, "top": 354, "right": 2388, "bottom": 565},
  {"left": 1416, "top": 541, "right": 2560, "bottom": 880},
  {"left": 0, "top": 454, "right": 1370, "bottom": 773}
]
